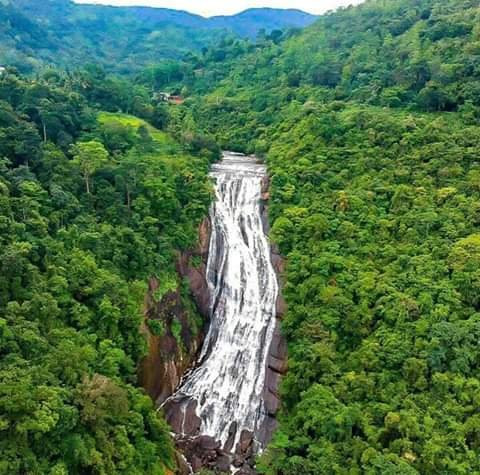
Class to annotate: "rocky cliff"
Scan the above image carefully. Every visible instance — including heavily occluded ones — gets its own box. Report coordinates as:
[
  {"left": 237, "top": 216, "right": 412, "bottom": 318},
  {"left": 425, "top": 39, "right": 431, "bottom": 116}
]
[
  {"left": 259, "top": 174, "right": 288, "bottom": 445},
  {"left": 138, "top": 218, "right": 211, "bottom": 404}
]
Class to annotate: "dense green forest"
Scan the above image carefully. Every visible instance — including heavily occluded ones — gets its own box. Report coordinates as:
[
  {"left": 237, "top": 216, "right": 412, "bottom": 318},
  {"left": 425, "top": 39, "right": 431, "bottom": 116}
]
[
  {"left": 164, "top": 0, "right": 480, "bottom": 473},
  {"left": 0, "top": 0, "right": 315, "bottom": 74},
  {"left": 0, "top": 68, "right": 216, "bottom": 473},
  {"left": 3, "top": 0, "right": 480, "bottom": 473}
]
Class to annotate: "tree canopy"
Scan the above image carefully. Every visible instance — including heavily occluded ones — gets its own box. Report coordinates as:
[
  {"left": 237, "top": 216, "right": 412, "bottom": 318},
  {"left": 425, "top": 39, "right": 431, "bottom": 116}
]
[
  {"left": 0, "top": 69, "right": 215, "bottom": 474},
  {"left": 161, "top": 0, "right": 480, "bottom": 472}
]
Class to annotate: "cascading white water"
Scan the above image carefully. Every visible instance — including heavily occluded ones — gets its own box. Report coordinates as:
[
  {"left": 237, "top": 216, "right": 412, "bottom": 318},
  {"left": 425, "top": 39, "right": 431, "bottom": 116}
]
[{"left": 174, "top": 152, "right": 278, "bottom": 451}]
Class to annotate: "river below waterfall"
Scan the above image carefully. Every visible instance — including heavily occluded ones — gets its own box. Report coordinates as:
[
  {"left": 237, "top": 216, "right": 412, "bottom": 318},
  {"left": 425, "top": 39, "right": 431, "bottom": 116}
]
[{"left": 165, "top": 152, "right": 280, "bottom": 472}]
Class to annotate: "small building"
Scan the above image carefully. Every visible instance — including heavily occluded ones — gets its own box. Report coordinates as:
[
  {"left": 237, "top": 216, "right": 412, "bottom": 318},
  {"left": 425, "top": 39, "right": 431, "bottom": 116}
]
[
  {"left": 169, "top": 95, "right": 185, "bottom": 105},
  {"left": 157, "top": 92, "right": 170, "bottom": 102},
  {"left": 155, "top": 92, "right": 184, "bottom": 105}
]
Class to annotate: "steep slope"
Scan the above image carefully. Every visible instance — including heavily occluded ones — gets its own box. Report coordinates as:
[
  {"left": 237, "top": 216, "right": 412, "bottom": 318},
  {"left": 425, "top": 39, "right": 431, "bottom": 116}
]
[
  {"left": 182, "top": 0, "right": 479, "bottom": 139},
  {"left": 0, "top": 70, "right": 214, "bottom": 474},
  {"left": 167, "top": 0, "right": 480, "bottom": 473},
  {"left": 0, "top": 0, "right": 316, "bottom": 74}
]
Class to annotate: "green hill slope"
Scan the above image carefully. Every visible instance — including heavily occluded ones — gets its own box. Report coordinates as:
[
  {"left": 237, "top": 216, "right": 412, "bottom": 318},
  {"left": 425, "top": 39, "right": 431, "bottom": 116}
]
[
  {"left": 0, "top": 70, "right": 214, "bottom": 474},
  {"left": 0, "top": 0, "right": 316, "bottom": 74},
  {"left": 2, "top": 0, "right": 480, "bottom": 473},
  {"left": 169, "top": 0, "right": 480, "bottom": 473}
]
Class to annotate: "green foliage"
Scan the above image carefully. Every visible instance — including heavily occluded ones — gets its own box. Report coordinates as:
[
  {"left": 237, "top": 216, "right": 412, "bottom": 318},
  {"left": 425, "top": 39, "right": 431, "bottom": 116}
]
[
  {"left": 147, "top": 319, "right": 166, "bottom": 337},
  {"left": 0, "top": 0, "right": 315, "bottom": 75},
  {"left": 255, "top": 105, "right": 480, "bottom": 474},
  {"left": 171, "top": 318, "right": 183, "bottom": 348},
  {"left": 0, "top": 71, "right": 213, "bottom": 473},
  {"left": 3, "top": 0, "right": 480, "bottom": 473},
  {"left": 167, "top": 0, "right": 480, "bottom": 473},
  {"left": 71, "top": 140, "right": 109, "bottom": 194},
  {"left": 152, "top": 275, "right": 178, "bottom": 303}
]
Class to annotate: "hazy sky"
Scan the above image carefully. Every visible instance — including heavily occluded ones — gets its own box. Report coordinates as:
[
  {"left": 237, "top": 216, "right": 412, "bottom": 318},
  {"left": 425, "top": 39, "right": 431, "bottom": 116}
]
[{"left": 74, "top": 0, "right": 364, "bottom": 17}]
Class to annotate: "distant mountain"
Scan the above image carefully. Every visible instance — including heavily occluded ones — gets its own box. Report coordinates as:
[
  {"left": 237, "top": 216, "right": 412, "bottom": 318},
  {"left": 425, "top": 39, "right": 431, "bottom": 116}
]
[
  {"left": 209, "top": 8, "right": 317, "bottom": 38},
  {"left": 0, "top": 0, "right": 316, "bottom": 73}
]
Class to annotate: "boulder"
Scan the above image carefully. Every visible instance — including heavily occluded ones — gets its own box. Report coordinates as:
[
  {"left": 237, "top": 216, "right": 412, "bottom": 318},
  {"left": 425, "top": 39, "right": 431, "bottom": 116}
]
[
  {"left": 196, "top": 435, "right": 221, "bottom": 452},
  {"left": 164, "top": 397, "right": 201, "bottom": 436},
  {"left": 215, "top": 454, "right": 232, "bottom": 472},
  {"left": 237, "top": 430, "right": 254, "bottom": 456}
]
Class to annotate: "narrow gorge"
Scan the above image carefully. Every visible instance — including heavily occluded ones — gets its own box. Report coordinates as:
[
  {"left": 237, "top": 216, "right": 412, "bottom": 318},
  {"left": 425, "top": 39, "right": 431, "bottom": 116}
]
[{"left": 163, "top": 152, "right": 287, "bottom": 473}]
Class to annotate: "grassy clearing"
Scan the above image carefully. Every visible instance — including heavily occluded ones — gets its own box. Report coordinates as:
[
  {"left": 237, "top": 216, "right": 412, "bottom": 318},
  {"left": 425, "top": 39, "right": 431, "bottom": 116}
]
[
  {"left": 97, "top": 111, "right": 193, "bottom": 167},
  {"left": 97, "top": 111, "right": 173, "bottom": 144}
]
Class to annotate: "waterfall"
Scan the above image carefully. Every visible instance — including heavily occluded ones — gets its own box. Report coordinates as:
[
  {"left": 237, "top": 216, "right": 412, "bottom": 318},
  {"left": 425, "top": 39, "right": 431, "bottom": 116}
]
[{"left": 171, "top": 152, "right": 279, "bottom": 453}]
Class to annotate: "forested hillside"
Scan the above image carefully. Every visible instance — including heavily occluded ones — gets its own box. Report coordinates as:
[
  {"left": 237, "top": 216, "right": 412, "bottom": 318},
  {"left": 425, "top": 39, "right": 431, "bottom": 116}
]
[
  {"left": 165, "top": 0, "right": 480, "bottom": 473},
  {"left": 0, "top": 68, "right": 216, "bottom": 473},
  {"left": 0, "top": 0, "right": 315, "bottom": 74},
  {"left": 3, "top": 0, "right": 480, "bottom": 473}
]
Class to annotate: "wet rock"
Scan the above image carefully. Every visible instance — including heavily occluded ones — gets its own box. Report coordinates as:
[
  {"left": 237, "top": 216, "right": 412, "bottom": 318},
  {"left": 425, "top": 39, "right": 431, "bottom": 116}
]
[
  {"left": 215, "top": 454, "right": 231, "bottom": 472},
  {"left": 174, "top": 451, "right": 191, "bottom": 475},
  {"left": 237, "top": 430, "right": 254, "bottom": 456},
  {"left": 262, "top": 321, "right": 287, "bottom": 421},
  {"left": 268, "top": 354, "right": 288, "bottom": 374},
  {"left": 176, "top": 268, "right": 209, "bottom": 323},
  {"left": 184, "top": 264, "right": 211, "bottom": 318},
  {"left": 262, "top": 415, "right": 279, "bottom": 447},
  {"left": 268, "top": 325, "right": 288, "bottom": 364},
  {"left": 164, "top": 398, "right": 201, "bottom": 436},
  {"left": 270, "top": 250, "right": 284, "bottom": 274},
  {"left": 232, "top": 455, "right": 244, "bottom": 468},
  {"left": 174, "top": 431, "right": 258, "bottom": 474},
  {"left": 176, "top": 434, "right": 238, "bottom": 473},
  {"left": 191, "top": 455, "right": 202, "bottom": 472},
  {"left": 197, "top": 435, "right": 221, "bottom": 451},
  {"left": 264, "top": 391, "right": 281, "bottom": 416},
  {"left": 275, "top": 294, "right": 287, "bottom": 319},
  {"left": 237, "top": 466, "right": 257, "bottom": 475},
  {"left": 224, "top": 421, "right": 238, "bottom": 452},
  {"left": 264, "top": 369, "right": 281, "bottom": 416},
  {"left": 175, "top": 218, "right": 211, "bottom": 320}
]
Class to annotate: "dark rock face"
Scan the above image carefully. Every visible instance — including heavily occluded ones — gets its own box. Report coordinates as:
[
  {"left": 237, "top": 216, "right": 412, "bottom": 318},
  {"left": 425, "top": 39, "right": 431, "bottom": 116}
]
[
  {"left": 138, "top": 218, "right": 211, "bottom": 405},
  {"left": 177, "top": 436, "right": 224, "bottom": 472},
  {"left": 138, "top": 280, "right": 196, "bottom": 404},
  {"left": 224, "top": 422, "right": 238, "bottom": 453},
  {"left": 173, "top": 431, "right": 258, "bottom": 474},
  {"left": 164, "top": 397, "right": 201, "bottom": 437},
  {"left": 176, "top": 217, "right": 212, "bottom": 319},
  {"left": 238, "top": 430, "right": 255, "bottom": 456},
  {"left": 257, "top": 172, "right": 289, "bottom": 451}
]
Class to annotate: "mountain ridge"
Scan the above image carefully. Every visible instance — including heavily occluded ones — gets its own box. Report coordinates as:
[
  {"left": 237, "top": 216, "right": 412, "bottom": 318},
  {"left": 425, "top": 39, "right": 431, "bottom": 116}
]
[{"left": 0, "top": 0, "right": 316, "bottom": 73}]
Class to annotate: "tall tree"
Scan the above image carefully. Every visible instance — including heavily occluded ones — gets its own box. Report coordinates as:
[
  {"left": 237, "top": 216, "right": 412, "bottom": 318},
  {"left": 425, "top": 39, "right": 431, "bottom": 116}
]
[{"left": 71, "top": 140, "right": 109, "bottom": 194}]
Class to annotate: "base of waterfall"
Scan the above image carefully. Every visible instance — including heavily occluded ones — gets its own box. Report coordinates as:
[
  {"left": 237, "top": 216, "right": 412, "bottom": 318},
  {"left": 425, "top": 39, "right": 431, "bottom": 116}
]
[
  {"left": 164, "top": 394, "right": 276, "bottom": 473},
  {"left": 163, "top": 318, "right": 287, "bottom": 473},
  {"left": 161, "top": 153, "right": 287, "bottom": 474}
]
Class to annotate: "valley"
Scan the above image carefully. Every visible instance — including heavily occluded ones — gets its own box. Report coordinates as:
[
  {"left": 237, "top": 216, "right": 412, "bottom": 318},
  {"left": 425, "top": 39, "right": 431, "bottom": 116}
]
[{"left": 1, "top": 0, "right": 480, "bottom": 474}]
